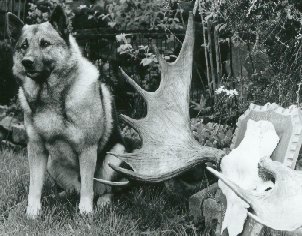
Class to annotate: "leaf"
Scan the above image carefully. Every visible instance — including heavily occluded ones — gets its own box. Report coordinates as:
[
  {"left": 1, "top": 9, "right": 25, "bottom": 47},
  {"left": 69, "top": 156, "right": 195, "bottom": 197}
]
[
  {"left": 108, "top": 22, "right": 117, "bottom": 28},
  {"left": 138, "top": 45, "right": 149, "bottom": 51},
  {"left": 141, "top": 58, "right": 154, "bottom": 66},
  {"left": 117, "top": 44, "right": 133, "bottom": 54},
  {"left": 101, "top": 14, "right": 110, "bottom": 20}
]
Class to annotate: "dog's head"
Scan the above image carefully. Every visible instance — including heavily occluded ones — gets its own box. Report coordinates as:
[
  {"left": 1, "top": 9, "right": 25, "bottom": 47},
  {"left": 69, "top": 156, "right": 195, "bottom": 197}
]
[{"left": 7, "top": 6, "right": 71, "bottom": 83}]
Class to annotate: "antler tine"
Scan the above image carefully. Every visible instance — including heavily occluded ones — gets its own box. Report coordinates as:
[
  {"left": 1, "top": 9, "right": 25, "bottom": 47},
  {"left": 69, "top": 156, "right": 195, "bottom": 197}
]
[
  {"left": 110, "top": 157, "right": 213, "bottom": 182},
  {"left": 171, "top": 12, "right": 194, "bottom": 66},
  {"left": 106, "top": 151, "right": 138, "bottom": 159},
  {"left": 93, "top": 178, "right": 129, "bottom": 186},
  {"left": 119, "top": 67, "right": 151, "bottom": 101},
  {"left": 154, "top": 12, "right": 194, "bottom": 110},
  {"left": 151, "top": 41, "right": 168, "bottom": 71},
  {"left": 109, "top": 164, "right": 165, "bottom": 182},
  {"left": 120, "top": 114, "right": 143, "bottom": 133},
  {"left": 152, "top": 12, "right": 194, "bottom": 72}
]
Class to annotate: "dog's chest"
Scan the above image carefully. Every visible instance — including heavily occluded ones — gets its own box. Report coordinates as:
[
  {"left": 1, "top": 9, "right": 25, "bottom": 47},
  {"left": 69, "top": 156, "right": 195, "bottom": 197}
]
[
  {"left": 34, "top": 109, "right": 63, "bottom": 133},
  {"left": 33, "top": 109, "right": 83, "bottom": 147}
]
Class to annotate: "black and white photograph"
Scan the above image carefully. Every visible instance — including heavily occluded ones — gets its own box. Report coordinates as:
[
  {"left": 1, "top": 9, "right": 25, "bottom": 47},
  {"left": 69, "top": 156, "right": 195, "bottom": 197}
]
[{"left": 0, "top": 0, "right": 302, "bottom": 235}]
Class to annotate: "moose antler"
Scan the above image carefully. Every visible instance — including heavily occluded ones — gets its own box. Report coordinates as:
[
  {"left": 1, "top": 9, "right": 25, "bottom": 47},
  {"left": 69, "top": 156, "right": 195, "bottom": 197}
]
[
  {"left": 207, "top": 158, "right": 302, "bottom": 232},
  {"left": 108, "top": 12, "right": 225, "bottom": 182}
]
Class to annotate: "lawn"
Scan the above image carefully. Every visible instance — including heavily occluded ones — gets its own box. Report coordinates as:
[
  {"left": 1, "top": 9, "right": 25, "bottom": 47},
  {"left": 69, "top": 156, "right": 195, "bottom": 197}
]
[{"left": 0, "top": 148, "right": 199, "bottom": 236}]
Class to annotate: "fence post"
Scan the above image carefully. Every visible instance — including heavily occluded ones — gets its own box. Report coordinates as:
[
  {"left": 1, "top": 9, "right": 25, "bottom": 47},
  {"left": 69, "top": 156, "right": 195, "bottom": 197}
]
[
  {"left": 201, "top": 13, "right": 213, "bottom": 96},
  {"left": 207, "top": 18, "right": 216, "bottom": 92},
  {"left": 214, "top": 24, "right": 221, "bottom": 87}
]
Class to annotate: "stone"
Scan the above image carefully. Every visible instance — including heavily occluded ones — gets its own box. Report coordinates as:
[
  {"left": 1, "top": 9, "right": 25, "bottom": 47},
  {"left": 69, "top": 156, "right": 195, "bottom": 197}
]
[
  {"left": 189, "top": 183, "right": 219, "bottom": 224},
  {"left": 12, "top": 124, "right": 27, "bottom": 145},
  {"left": 189, "top": 183, "right": 228, "bottom": 235},
  {"left": 242, "top": 217, "right": 265, "bottom": 236},
  {"left": 202, "top": 191, "right": 227, "bottom": 236}
]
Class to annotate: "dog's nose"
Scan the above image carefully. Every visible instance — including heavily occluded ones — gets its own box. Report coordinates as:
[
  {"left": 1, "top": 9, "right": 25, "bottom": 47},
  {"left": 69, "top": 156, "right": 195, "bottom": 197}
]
[{"left": 22, "top": 58, "right": 34, "bottom": 68}]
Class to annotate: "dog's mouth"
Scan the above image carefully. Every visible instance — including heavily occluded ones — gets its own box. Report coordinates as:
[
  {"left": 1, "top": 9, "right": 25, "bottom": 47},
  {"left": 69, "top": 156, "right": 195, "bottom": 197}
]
[
  {"left": 26, "top": 70, "right": 42, "bottom": 78},
  {"left": 25, "top": 70, "right": 50, "bottom": 82}
]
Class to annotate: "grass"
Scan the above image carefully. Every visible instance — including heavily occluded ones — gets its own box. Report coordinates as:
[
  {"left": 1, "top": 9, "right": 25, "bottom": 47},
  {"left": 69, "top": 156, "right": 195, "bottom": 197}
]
[{"left": 0, "top": 148, "right": 200, "bottom": 236}]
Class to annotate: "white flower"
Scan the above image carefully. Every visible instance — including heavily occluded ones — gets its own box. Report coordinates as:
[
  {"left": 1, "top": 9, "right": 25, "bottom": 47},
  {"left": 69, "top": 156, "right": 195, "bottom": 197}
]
[
  {"left": 215, "top": 86, "right": 238, "bottom": 97},
  {"left": 116, "top": 33, "right": 132, "bottom": 43},
  {"left": 215, "top": 86, "right": 225, "bottom": 94},
  {"left": 78, "top": 5, "right": 87, "bottom": 9},
  {"left": 116, "top": 33, "right": 126, "bottom": 42},
  {"left": 227, "top": 89, "right": 239, "bottom": 97},
  {"left": 231, "top": 89, "right": 239, "bottom": 96}
]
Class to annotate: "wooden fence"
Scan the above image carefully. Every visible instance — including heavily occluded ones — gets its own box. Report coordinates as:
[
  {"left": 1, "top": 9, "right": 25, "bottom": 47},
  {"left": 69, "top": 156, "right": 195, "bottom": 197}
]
[{"left": 0, "top": 0, "right": 27, "bottom": 20}]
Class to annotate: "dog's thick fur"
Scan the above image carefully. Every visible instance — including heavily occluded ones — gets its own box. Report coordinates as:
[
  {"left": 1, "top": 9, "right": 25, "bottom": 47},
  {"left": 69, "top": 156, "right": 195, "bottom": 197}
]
[{"left": 7, "top": 6, "right": 125, "bottom": 217}]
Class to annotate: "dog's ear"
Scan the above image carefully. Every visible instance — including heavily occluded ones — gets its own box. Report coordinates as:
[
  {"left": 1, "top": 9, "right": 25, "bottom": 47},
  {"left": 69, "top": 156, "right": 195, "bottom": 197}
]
[
  {"left": 6, "top": 12, "right": 24, "bottom": 43},
  {"left": 50, "top": 5, "right": 69, "bottom": 44}
]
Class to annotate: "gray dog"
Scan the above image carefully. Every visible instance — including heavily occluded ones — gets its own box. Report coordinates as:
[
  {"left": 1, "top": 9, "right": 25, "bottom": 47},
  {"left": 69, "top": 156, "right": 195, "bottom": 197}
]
[{"left": 7, "top": 5, "right": 126, "bottom": 218}]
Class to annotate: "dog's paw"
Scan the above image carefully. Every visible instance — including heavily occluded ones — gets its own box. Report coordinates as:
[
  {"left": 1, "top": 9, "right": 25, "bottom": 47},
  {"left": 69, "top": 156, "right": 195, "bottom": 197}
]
[
  {"left": 97, "top": 194, "right": 113, "bottom": 208},
  {"left": 26, "top": 203, "right": 41, "bottom": 219},
  {"left": 79, "top": 197, "right": 93, "bottom": 214}
]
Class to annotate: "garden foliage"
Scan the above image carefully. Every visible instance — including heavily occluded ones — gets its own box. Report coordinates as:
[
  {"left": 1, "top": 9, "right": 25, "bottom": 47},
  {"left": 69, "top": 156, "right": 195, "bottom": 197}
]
[
  {"left": 2, "top": 0, "right": 302, "bottom": 129},
  {"left": 207, "top": 0, "right": 302, "bottom": 107}
]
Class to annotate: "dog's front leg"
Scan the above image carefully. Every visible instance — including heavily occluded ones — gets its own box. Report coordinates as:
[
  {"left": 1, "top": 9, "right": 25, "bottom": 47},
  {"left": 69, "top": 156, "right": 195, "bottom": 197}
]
[
  {"left": 79, "top": 145, "right": 98, "bottom": 214},
  {"left": 27, "top": 141, "right": 48, "bottom": 218}
]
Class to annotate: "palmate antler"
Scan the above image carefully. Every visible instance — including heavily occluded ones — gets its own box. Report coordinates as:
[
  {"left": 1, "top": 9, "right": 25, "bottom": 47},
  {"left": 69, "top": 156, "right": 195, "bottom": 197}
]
[
  {"left": 108, "top": 13, "right": 225, "bottom": 182},
  {"left": 207, "top": 158, "right": 302, "bottom": 232}
]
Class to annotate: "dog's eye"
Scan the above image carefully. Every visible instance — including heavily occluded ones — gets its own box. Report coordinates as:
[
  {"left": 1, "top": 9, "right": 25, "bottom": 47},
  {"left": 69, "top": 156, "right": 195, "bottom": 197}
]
[
  {"left": 20, "top": 40, "right": 28, "bottom": 50},
  {"left": 40, "top": 39, "right": 51, "bottom": 48}
]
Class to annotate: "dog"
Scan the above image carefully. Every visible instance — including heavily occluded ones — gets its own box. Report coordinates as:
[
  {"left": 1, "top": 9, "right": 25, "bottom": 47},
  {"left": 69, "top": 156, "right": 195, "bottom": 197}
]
[{"left": 6, "top": 5, "right": 127, "bottom": 218}]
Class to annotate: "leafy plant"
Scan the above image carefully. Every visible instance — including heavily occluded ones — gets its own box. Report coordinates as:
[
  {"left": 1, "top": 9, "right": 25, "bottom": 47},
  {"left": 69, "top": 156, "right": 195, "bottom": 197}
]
[
  {"left": 122, "top": 117, "right": 235, "bottom": 153},
  {"left": 26, "top": 0, "right": 74, "bottom": 30},
  {"left": 97, "top": 0, "right": 185, "bottom": 31},
  {"left": 191, "top": 117, "right": 234, "bottom": 152},
  {"left": 221, "top": 0, "right": 302, "bottom": 107},
  {"left": 211, "top": 85, "right": 244, "bottom": 126},
  {"left": 0, "top": 40, "right": 17, "bottom": 105}
]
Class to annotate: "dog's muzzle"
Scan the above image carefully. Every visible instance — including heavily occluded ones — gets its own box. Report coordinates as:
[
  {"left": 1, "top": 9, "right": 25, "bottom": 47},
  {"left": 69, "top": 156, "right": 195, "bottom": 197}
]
[{"left": 22, "top": 59, "right": 50, "bottom": 82}]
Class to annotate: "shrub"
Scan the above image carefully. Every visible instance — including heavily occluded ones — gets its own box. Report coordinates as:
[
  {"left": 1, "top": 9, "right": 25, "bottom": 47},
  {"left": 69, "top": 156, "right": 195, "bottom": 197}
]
[{"left": 0, "top": 40, "right": 17, "bottom": 105}]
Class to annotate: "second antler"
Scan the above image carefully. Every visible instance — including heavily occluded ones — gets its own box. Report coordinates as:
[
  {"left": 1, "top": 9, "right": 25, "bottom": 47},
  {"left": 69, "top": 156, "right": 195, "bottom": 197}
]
[
  {"left": 107, "top": 13, "right": 225, "bottom": 182},
  {"left": 207, "top": 158, "right": 302, "bottom": 232}
]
